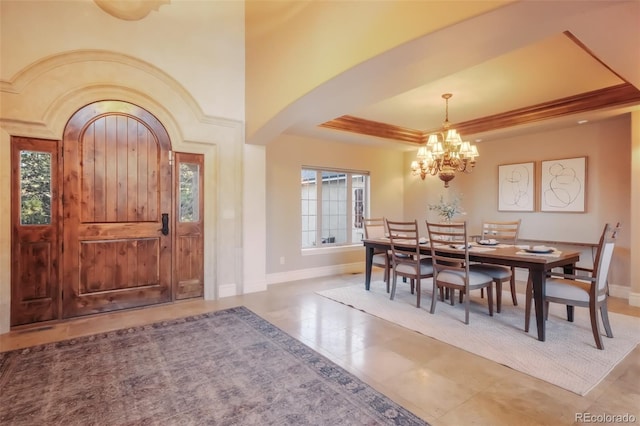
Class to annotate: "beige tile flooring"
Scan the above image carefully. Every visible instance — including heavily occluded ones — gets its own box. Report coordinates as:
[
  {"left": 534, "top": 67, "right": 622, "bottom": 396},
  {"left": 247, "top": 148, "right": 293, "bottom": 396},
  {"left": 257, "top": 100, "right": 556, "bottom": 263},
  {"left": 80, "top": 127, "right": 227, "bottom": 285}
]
[{"left": 2, "top": 273, "right": 639, "bottom": 426}]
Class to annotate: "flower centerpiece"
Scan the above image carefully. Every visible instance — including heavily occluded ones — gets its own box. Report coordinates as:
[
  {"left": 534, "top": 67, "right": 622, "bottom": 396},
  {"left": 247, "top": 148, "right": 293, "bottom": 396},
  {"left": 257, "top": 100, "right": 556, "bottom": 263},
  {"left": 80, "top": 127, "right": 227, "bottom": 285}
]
[{"left": 428, "top": 194, "right": 465, "bottom": 222}]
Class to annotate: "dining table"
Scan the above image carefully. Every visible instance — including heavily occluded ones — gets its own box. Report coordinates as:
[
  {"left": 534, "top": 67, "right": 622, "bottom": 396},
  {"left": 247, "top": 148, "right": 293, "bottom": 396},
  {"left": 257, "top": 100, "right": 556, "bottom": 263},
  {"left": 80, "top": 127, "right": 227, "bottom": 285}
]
[{"left": 362, "top": 238, "right": 581, "bottom": 342}]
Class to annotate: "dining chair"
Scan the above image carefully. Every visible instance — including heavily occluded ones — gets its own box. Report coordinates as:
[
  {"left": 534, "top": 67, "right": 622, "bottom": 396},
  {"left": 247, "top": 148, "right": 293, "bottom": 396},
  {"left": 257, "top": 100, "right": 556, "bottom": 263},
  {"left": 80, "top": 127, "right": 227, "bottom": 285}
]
[
  {"left": 426, "top": 221, "right": 494, "bottom": 324},
  {"left": 385, "top": 219, "right": 433, "bottom": 308},
  {"left": 524, "top": 223, "right": 619, "bottom": 349},
  {"left": 363, "top": 217, "right": 391, "bottom": 292},
  {"left": 472, "top": 219, "right": 521, "bottom": 311}
]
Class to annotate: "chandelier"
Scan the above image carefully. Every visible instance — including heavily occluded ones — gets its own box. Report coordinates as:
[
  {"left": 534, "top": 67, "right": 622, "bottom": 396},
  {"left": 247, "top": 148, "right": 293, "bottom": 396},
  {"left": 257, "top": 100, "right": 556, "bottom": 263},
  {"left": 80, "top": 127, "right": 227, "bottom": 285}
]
[{"left": 411, "top": 93, "right": 479, "bottom": 187}]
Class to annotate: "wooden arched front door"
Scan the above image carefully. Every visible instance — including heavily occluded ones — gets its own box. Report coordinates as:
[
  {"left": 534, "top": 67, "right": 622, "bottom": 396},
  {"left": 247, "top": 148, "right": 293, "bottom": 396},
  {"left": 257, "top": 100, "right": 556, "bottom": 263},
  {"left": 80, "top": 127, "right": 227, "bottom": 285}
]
[{"left": 62, "top": 101, "right": 173, "bottom": 317}]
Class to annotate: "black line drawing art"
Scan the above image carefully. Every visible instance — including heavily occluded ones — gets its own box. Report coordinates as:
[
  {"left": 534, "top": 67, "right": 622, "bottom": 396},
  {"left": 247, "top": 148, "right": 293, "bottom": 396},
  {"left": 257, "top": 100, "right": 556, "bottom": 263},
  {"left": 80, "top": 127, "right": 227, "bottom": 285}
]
[
  {"left": 498, "top": 162, "right": 534, "bottom": 211},
  {"left": 541, "top": 157, "right": 586, "bottom": 212}
]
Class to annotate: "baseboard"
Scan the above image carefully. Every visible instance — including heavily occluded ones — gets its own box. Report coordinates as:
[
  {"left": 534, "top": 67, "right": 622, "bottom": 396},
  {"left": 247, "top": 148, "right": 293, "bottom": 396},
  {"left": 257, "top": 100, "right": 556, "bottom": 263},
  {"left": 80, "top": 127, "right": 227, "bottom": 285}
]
[
  {"left": 267, "top": 263, "right": 363, "bottom": 285},
  {"left": 218, "top": 283, "right": 238, "bottom": 298},
  {"left": 608, "top": 284, "right": 630, "bottom": 300},
  {"left": 627, "top": 291, "right": 640, "bottom": 307},
  {"left": 243, "top": 279, "right": 267, "bottom": 294}
]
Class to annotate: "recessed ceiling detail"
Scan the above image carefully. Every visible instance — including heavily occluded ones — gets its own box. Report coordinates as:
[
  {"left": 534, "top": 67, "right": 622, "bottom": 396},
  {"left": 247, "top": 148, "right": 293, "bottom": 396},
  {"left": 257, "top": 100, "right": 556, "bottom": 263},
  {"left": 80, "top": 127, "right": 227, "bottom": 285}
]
[{"left": 319, "top": 83, "right": 640, "bottom": 144}]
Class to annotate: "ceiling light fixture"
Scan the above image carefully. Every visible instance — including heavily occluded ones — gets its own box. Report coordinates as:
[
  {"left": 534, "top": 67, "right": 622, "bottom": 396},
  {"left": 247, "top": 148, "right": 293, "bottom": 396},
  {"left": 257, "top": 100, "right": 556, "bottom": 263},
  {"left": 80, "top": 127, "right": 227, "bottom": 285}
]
[{"left": 411, "top": 93, "right": 479, "bottom": 187}]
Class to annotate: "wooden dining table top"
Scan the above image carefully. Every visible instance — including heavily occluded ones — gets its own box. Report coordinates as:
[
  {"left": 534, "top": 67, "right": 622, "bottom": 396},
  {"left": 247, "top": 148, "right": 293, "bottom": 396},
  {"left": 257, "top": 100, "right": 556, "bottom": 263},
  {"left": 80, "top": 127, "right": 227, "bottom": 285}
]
[{"left": 362, "top": 237, "right": 581, "bottom": 268}]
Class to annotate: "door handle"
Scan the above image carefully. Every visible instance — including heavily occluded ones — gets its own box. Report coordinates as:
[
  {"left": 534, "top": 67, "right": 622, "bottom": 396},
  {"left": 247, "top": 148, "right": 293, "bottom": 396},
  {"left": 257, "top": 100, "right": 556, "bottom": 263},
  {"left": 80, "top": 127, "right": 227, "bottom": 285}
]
[{"left": 161, "top": 213, "right": 169, "bottom": 235}]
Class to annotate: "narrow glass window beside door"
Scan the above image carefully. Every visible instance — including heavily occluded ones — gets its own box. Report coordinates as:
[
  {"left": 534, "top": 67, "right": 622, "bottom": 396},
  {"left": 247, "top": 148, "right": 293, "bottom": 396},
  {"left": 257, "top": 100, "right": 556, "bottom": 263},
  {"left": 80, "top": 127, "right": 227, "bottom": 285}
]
[
  {"left": 301, "top": 168, "right": 369, "bottom": 249},
  {"left": 20, "top": 150, "right": 52, "bottom": 225},
  {"left": 179, "top": 162, "right": 200, "bottom": 222}
]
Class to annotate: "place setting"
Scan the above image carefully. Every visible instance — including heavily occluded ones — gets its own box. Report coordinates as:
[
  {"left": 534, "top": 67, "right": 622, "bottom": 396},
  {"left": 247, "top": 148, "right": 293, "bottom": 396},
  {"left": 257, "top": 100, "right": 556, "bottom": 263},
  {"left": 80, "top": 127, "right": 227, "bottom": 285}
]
[{"left": 515, "top": 244, "right": 562, "bottom": 257}]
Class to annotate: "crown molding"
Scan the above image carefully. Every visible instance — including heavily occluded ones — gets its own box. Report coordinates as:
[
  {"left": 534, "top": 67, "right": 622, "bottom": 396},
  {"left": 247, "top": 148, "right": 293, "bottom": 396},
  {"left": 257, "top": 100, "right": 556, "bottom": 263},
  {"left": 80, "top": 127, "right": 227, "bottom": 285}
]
[{"left": 319, "top": 83, "right": 640, "bottom": 144}]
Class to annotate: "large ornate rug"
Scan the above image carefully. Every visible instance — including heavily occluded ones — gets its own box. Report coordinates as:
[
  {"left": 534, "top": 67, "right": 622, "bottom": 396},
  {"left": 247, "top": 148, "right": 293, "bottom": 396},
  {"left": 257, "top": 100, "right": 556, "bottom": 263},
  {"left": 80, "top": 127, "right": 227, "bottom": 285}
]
[
  {"left": 317, "top": 282, "right": 640, "bottom": 396},
  {"left": 0, "top": 306, "right": 428, "bottom": 425}
]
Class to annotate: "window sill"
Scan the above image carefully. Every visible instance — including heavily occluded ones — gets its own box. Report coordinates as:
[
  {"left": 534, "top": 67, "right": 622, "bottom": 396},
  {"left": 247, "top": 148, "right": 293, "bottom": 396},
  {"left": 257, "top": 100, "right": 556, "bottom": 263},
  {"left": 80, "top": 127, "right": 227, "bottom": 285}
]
[{"left": 301, "top": 244, "right": 362, "bottom": 256}]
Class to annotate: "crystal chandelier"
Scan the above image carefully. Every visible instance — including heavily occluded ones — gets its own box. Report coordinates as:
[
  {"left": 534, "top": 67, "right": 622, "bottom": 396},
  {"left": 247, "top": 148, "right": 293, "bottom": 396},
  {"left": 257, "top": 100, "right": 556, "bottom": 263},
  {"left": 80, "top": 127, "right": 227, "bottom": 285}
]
[{"left": 411, "top": 93, "right": 479, "bottom": 187}]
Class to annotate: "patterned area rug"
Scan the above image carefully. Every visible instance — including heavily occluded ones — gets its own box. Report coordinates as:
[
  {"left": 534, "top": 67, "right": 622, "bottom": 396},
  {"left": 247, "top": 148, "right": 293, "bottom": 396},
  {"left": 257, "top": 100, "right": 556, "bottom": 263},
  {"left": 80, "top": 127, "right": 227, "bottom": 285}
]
[
  {"left": 0, "top": 307, "right": 428, "bottom": 425},
  {"left": 317, "top": 282, "right": 640, "bottom": 396}
]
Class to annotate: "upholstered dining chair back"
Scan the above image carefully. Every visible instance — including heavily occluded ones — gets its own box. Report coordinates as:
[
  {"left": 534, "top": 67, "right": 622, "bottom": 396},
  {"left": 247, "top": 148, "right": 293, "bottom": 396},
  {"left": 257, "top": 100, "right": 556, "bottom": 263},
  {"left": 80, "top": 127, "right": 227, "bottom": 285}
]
[
  {"left": 525, "top": 222, "right": 620, "bottom": 349},
  {"left": 592, "top": 223, "right": 618, "bottom": 302}
]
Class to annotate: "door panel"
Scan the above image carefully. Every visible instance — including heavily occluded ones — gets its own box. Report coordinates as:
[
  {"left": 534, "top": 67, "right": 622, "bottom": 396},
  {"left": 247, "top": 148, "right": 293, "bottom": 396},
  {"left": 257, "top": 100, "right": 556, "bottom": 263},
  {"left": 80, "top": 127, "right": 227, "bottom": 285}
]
[
  {"left": 62, "top": 101, "right": 172, "bottom": 318},
  {"left": 10, "top": 137, "right": 60, "bottom": 326},
  {"left": 79, "top": 238, "right": 159, "bottom": 293},
  {"left": 80, "top": 116, "right": 159, "bottom": 223},
  {"left": 174, "top": 152, "right": 204, "bottom": 300}
]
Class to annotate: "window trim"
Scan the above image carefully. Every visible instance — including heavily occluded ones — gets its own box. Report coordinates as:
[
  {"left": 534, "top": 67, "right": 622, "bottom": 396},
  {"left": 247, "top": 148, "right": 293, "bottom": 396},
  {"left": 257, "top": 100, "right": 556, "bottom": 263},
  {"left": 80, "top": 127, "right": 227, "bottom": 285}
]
[{"left": 301, "top": 166, "right": 370, "bottom": 250}]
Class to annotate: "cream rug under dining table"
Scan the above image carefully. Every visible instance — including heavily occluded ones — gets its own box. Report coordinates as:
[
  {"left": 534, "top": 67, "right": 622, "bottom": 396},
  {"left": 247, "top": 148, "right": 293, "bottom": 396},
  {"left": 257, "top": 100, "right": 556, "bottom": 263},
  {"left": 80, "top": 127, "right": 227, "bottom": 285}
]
[{"left": 317, "top": 281, "right": 640, "bottom": 396}]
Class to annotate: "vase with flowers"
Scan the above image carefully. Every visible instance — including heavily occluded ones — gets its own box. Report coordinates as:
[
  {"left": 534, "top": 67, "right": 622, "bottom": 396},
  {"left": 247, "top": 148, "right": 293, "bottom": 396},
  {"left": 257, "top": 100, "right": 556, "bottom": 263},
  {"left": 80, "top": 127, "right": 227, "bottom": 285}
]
[{"left": 428, "top": 194, "right": 465, "bottom": 223}]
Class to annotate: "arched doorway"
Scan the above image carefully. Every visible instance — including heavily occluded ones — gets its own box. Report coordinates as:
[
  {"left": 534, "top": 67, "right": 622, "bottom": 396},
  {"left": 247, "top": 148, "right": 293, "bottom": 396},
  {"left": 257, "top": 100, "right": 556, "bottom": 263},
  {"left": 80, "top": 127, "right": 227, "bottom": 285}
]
[
  {"left": 61, "top": 100, "right": 174, "bottom": 317},
  {"left": 11, "top": 100, "right": 204, "bottom": 325}
]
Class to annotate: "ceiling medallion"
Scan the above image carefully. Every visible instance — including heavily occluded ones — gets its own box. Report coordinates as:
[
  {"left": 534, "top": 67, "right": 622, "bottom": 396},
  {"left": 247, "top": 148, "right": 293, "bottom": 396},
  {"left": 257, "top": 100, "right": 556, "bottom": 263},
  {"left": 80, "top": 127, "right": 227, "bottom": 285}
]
[{"left": 94, "top": 0, "right": 170, "bottom": 21}]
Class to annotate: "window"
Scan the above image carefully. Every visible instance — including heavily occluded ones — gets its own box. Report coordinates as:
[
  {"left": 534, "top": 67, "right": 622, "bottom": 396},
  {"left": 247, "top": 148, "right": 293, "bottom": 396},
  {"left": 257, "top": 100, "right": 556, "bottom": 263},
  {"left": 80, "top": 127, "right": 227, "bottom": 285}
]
[
  {"left": 179, "top": 162, "right": 200, "bottom": 222},
  {"left": 20, "top": 150, "right": 52, "bottom": 225},
  {"left": 301, "top": 168, "right": 369, "bottom": 248}
]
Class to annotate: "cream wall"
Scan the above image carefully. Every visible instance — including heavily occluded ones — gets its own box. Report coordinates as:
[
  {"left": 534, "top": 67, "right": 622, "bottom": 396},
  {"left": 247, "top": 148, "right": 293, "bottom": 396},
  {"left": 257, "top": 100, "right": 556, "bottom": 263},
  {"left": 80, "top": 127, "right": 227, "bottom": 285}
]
[
  {"left": 404, "top": 115, "right": 633, "bottom": 296},
  {"left": 0, "top": 0, "right": 256, "bottom": 333},
  {"left": 265, "top": 134, "right": 404, "bottom": 282},
  {"left": 0, "top": 0, "right": 244, "bottom": 121}
]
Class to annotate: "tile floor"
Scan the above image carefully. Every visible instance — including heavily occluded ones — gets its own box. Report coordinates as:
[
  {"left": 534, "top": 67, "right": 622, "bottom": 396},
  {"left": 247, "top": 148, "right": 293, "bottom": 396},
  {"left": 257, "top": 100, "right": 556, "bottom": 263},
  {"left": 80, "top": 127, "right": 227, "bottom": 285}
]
[{"left": 1, "top": 273, "right": 639, "bottom": 426}]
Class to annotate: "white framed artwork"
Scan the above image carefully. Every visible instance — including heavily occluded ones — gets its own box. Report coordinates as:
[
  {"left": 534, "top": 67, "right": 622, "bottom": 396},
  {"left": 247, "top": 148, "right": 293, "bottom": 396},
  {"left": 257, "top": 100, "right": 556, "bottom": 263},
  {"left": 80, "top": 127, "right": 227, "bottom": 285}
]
[
  {"left": 498, "top": 162, "right": 535, "bottom": 212},
  {"left": 540, "top": 156, "right": 586, "bottom": 212}
]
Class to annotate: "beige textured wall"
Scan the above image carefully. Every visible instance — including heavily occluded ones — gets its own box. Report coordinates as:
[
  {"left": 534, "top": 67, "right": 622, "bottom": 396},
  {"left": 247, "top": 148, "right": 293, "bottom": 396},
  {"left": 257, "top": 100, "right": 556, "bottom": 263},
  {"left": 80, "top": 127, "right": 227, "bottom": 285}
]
[
  {"left": 265, "top": 134, "right": 404, "bottom": 276},
  {"left": 0, "top": 0, "right": 244, "bottom": 121},
  {"left": 404, "top": 115, "right": 633, "bottom": 291}
]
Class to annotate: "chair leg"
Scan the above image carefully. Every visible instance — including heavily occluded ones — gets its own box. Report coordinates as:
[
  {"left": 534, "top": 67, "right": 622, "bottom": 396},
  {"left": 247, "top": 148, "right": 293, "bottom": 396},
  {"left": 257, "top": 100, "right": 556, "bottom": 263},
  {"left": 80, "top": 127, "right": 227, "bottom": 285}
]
[
  {"left": 600, "top": 303, "right": 614, "bottom": 338},
  {"left": 566, "top": 305, "right": 574, "bottom": 322},
  {"left": 544, "top": 301, "right": 550, "bottom": 320},
  {"left": 495, "top": 280, "right": 503, "bottom": 313},
  {"left": 416, "top": 278, "right": 421, "bottom": 308},
  {"left": 510, "top": 267, "right": 518, "bottom": 306},
  {"left": 384, "top": 263, "right": 390, "bottom": 293},
  {"left": 390, "top": 273, "right": 398, "bottom": 300},
  {"left": 464, "top": 287, "right": 470, "bottom": 324},
  {"left": 430, "top": 280, "right": 438, "bottom": 314},
  {"left": 486, "top": 284, "right": 494, "bottom": 317},
  {"left": 589, "top": 302, "right": 604, "bottom": 350},
  {"left": 524, "top": 275, "right": 533, "bottom": 332}
]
